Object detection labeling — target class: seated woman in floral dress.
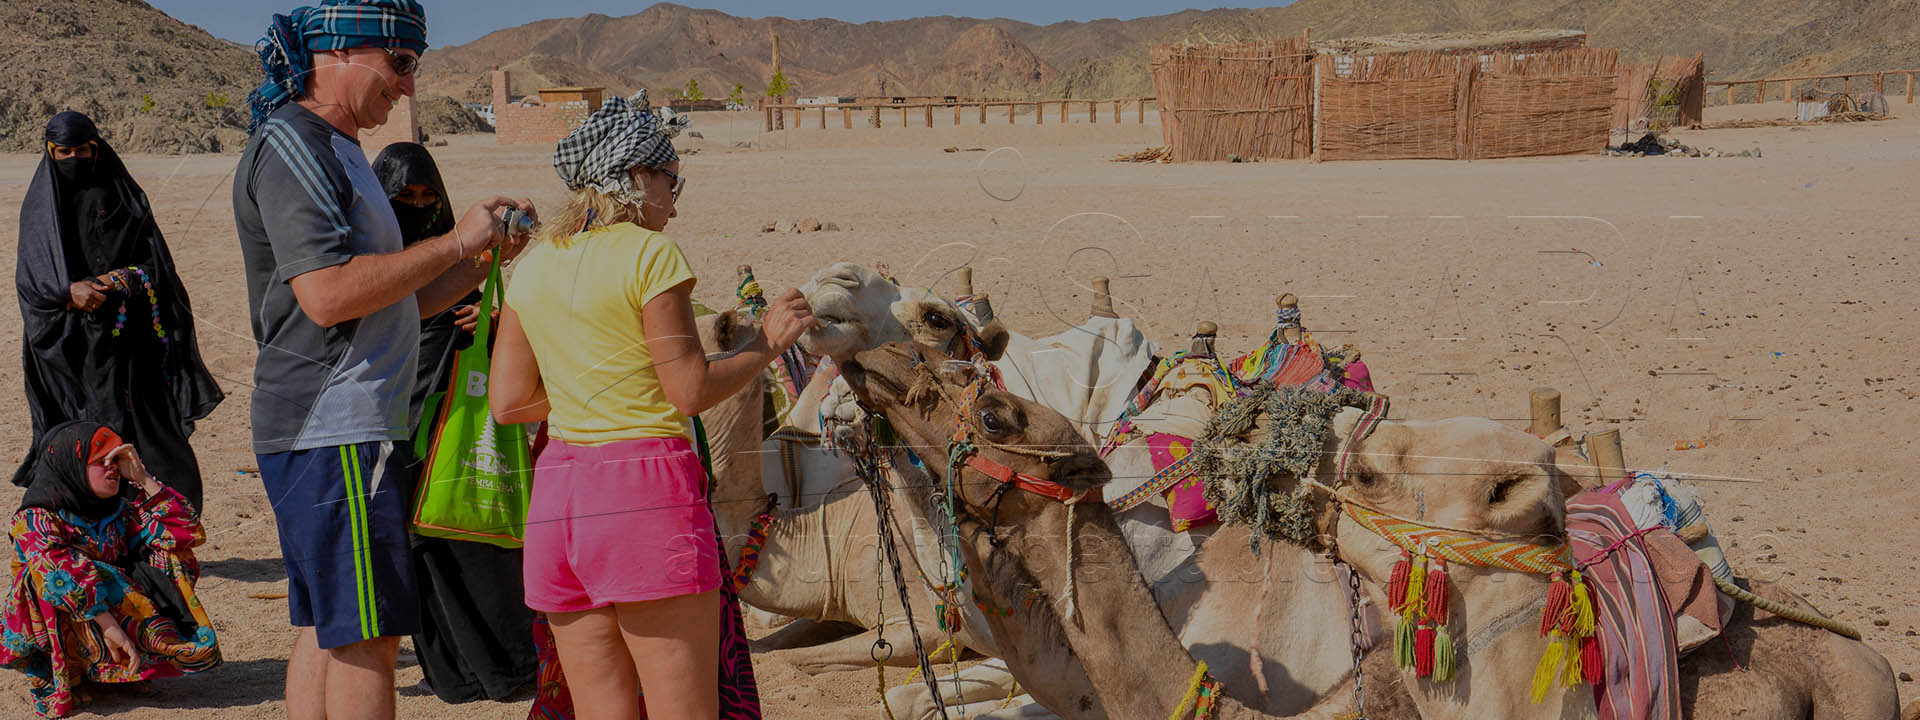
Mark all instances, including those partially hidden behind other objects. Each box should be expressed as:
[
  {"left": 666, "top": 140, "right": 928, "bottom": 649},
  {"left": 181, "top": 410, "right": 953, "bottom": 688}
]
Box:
[{"left": 1, "top": 421, "right": 219, "bottom": 718}]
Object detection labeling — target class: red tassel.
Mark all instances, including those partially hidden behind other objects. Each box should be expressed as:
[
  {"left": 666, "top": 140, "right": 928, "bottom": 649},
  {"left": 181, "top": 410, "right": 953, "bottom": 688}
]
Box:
[
  {"left": 1385, "top": 550, "right": 1412, "bottom": 613},
  {"left": 1540, "top": 572, "right": 1571, "bottom": 637},
  {"left": 1414, "top": 624, "right": 1435, "bottom": 678},
  {"left": 1423, "top": 559, "right": 1450, "bottom": 625},
  {"left": 1580, "top": 634, "right": 1604, "bottom": 686}
]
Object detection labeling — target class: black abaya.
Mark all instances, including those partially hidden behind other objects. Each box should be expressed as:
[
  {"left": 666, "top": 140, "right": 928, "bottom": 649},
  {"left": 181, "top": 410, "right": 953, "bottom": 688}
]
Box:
[
  {"left": 374, "top": 142, "right": 535, "bottom": 702},
  {"left": 13, "top": 114, "right": 223, "bottom": 509}
]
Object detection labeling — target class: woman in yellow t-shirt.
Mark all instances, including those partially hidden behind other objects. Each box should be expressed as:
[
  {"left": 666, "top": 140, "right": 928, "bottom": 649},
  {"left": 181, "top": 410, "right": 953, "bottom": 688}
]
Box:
[{"left": 489, "top": 93, "right": 811, "bottom": 720}]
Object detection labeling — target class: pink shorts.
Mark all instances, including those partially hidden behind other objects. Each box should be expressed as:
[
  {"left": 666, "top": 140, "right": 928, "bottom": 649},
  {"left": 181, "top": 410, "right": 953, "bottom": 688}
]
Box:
[{"left": 524, "top": 436, "right": 721, "bottom": 613}]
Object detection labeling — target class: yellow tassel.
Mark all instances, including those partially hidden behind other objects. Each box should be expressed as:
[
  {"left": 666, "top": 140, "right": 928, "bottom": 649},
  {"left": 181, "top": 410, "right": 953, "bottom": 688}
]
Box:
[
  {"left": 1568, "top": 570, "right": 1596, "bottom": 637},
  {"left": 1530, "top": 634, "right": 1565, "bottom": 703},
  {"left": 1404, "top": 554, "right": 1428, "bottom": 621},
  {"left": 1563, "top": 636, "right": 1584, "bottom": 687}
]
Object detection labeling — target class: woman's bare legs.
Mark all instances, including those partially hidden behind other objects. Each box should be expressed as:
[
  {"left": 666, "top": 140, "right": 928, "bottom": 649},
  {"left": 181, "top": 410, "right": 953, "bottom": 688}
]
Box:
[
  {"left": 549, "top": 607, "right": 641, "bottom": 720},
  {"left": 621, "top": 589, "right": 721, "bottom": 720}
]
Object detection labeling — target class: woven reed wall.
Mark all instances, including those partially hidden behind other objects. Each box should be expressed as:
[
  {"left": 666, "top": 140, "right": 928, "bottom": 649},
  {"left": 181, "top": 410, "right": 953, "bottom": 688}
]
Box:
[
  {"left": 1613, "top": 53, "right": 1705, "bottom": 132},
  {"left": 1471, "top": 49, "right": 1619, "bottom": 159},
  {"left": 1314, "top": 52, "right": 1471, "bottom": 160},
  {"left": 1150, "top": 39, "right": 1314, "bottom": 161}
]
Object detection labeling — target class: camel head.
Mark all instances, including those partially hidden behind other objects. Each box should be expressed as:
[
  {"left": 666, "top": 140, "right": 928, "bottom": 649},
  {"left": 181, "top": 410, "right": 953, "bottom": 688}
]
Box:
[
  {"left": 799, "top": 262, "right": 1003, "bottom": 362},
  {"left": 1319, "top": 410, "right": 1575, "bottom": 582},
  {"left": 838, "top": 340, "right": 1110, "bottom": 524}
]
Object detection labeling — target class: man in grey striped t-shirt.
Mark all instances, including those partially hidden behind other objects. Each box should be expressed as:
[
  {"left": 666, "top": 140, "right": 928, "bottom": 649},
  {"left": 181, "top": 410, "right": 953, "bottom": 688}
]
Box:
[{"left": 231, "top": 2, "right": 532, "bottom": 717}]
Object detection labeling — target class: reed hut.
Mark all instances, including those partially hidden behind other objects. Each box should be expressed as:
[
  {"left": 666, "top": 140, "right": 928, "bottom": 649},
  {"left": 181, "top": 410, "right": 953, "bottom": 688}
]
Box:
[{"left": 1149, "top": 38, "right": 1315, "bottom": 162}]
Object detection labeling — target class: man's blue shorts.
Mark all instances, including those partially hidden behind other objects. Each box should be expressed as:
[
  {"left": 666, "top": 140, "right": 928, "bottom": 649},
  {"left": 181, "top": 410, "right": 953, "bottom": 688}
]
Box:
[{"left": 258, "top": 441, "right": 420, "bottom": 649}]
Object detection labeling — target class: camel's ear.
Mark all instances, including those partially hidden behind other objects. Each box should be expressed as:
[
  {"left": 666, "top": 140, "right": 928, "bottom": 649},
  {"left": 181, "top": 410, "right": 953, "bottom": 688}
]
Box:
[
  {"left": 1330, "top": 406, "right": 1366, "bottom": 443},
  {"left": 713, "top": 310, "right": 742, "bottom": 349},
  {"left": 975, "top": 320, "right": 1012, "bottom": 362},
  {"left": 712, "top": 309, "right": 759, "bottom": 354}
]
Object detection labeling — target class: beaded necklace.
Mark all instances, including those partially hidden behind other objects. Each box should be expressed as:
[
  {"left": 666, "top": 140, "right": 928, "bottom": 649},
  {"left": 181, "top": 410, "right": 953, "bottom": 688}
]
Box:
[{"left": 108, "top": 267, "right": 166, "bottom": 345}]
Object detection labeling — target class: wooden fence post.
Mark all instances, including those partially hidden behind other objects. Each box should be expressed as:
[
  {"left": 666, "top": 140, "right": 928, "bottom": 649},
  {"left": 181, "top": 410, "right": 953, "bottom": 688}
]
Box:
[
  {"left": 1036, "top": 102, "right": 1043, "bottom": 125},
  {"left": 1138, "top": 99, "right": 1145, "bottom": 123},
  {"left": 1008, "top": 103, "right": 1015, "bottom": 125},
  {"left": 925, "top": 105, "right": 933, "bottom": 128},
  {"left": 1091, "top": 276, "right": 1118, "bottom": 318},
  {"left": 870, "top": 106, "right": 880, "bottom": 128},
  {"left": 1909, "top": 73, "right": 1916, "bottom": 103},
  {"left": 1061, "top": 100, "right": 1068, "bottom": 123},
  {"left": 979, "top": 103, "right": 987, "bottom": 124},
  {"left": 1843, "top": 75, "right": 1851, "bottom": 93},
  {"left": 842, "top": 107, "right": 851, "bottom": 128},
  {"left": 1586, "top": 429, "right": 1627, "bottom": 487},
  {"left": 764, "top": 105, "right": 773, "bottom": 132},
  {"left": 1528, "top": 388, "right": 1563, "bottom": 437},
  {"left": 953, "top": 105, "right": 961, "bottom": 126},
  {"left": 1726, "top": 84, "right": 1736, "bottom": 105},
  {"left": 1089, "top": 100, "right": 1098, "bottom": 123},
  {"left": 1876, "top": 72, "right": 1886, "bottom": 94}
]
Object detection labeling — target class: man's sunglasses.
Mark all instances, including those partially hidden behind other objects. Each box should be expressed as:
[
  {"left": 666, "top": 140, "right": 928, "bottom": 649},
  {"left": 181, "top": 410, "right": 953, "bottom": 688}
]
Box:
[{"left": 381, "top": 47, "right": 419, "bottom": 76}]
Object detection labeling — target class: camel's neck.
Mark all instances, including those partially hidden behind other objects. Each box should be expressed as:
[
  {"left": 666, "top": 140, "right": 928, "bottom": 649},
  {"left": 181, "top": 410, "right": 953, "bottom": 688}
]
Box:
[
  {"left": 704, "top": 376, "right": 770, "bottom": 557},
  {"left": 956, "top": 493, "right": 1279, "bottom": 719}
]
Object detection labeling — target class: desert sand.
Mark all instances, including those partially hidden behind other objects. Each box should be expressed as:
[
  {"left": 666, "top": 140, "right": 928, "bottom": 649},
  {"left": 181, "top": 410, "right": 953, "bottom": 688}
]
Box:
[{"left": 1, "top": 100, "right": 1915, "bottom": 717}]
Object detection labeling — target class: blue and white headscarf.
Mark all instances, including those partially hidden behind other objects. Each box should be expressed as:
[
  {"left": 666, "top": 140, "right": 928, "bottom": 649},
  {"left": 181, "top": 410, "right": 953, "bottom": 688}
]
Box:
[
  {"left": 246, "top": 0, "right": 429, "bottom": 132},
  {"left": 551, "top": 89, "right": 691, "bottom": 200}
]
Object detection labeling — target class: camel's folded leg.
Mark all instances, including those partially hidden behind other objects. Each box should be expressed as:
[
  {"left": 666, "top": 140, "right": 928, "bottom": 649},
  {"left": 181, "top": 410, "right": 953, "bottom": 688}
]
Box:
[
  {"left": 883, "top": 660, "right": 1058, "bottom": 720},
  {"left": 771, "top": 619, "right": 941, "bottom": 674},
  {"left": 749, "top": 616, "right": 863, "bottom": 651}
]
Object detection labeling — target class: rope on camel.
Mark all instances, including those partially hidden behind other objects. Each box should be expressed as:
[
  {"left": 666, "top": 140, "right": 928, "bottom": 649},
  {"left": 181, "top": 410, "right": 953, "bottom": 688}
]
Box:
[{"left": 1712, "top": 575, "right": 1861, "bottom": 640}]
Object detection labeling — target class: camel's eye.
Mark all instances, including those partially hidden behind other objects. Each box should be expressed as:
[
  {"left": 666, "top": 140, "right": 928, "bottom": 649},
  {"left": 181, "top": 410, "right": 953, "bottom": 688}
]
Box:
[
  {"left": 979, "top": 409, "right": 1011, "bottom": 437},
  {"left": 923, "top": 310, "right": 953, "bottom": 330},
  {"left": 1353, "top": 470, "right": 1380, "bottom": 487},
  {"left": 1489, "top": 473, "right": 1527, "bottom": 506}
]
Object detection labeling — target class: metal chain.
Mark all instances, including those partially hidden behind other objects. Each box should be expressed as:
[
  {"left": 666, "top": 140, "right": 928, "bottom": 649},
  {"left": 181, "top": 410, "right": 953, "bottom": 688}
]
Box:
[
  {"left": 1339, "top": 556, "right": 1370, "bottom": 720},
  {"left": 856, "top": 443, "right": 950, "bottom": 720}
]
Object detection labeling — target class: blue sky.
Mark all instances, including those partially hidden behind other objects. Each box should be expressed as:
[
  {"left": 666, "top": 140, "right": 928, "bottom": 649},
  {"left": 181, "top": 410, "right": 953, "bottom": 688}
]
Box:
[{"left": 154, "top": 1, "right": 1281, "bottom": 49}]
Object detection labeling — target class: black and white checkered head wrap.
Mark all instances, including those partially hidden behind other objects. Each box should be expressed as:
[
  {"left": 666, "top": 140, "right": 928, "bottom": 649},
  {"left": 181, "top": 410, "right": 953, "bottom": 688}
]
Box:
[{"left": 551, "top": 89, "right": 690, "bottom": 197}]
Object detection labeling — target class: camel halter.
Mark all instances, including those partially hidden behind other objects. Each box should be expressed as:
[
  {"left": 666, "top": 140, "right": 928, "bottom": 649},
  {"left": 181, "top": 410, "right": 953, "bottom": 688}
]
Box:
[{"left": 1312, "top": 396, "right": 1602, "bottom": 702}]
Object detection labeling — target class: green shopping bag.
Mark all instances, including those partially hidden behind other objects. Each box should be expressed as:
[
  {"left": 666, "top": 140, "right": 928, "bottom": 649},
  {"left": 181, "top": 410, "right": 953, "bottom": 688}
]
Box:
[{"left": 411, "top": 254, "right": 532, "bottom": 548}]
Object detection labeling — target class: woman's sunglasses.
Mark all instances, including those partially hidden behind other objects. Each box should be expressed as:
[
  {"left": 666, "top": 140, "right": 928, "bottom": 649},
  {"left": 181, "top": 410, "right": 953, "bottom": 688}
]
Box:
[{"left": 657, "top": 167, "right": 685, "bottom": 200}]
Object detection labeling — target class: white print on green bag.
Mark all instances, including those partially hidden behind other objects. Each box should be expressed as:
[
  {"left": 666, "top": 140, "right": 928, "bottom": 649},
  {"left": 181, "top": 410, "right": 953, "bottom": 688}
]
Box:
[
  {"left": 465, "top": 370, "right": 489, "bottom": 397},
  {"left": 466, "top": 416, "right": 506, "bottom": 476}
]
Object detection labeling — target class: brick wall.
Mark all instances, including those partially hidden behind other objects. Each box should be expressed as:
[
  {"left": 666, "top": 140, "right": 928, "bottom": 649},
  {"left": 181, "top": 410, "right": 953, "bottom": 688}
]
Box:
[
  {"left": 493, "top": 69, "right": 597, "bottom": 146},
  {"left": 359, "top": 94, "right": 419, "bottom": 157}
]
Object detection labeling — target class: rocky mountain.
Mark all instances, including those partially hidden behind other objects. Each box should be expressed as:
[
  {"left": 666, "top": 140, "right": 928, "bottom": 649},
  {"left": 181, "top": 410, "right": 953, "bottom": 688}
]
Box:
[
  {"left": 423, "top": 1, "right": 1920, "bottom": 103},
  {"left": 0, "top": 0, "right": 258, "bottom": 153},
  {"left": 0, "top": 0, "right": 487, "bottom": 153}
]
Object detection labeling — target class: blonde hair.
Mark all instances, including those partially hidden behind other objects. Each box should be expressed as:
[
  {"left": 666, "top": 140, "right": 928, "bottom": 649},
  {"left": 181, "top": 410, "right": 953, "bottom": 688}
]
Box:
[{"left": 538, "top": 186, "right": 644, "bottom": 248}]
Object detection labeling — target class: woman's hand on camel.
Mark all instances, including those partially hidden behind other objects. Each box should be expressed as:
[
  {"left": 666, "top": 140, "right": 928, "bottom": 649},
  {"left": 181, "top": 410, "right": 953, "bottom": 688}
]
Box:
[
  {"left": 106, "top": 444, "right": 161, "bottom": 495},
  {"left": 92, "top": 614, "right": 139, "bottom": 666},
  {"left": 761, "top": 288, "right": 814, "bottom": 351}
]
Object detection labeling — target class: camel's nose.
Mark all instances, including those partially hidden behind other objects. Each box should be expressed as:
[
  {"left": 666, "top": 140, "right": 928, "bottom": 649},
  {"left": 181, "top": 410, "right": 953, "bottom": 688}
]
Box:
[{"left": 1052, "top": 453, "right": 1112, "bottom": 489}]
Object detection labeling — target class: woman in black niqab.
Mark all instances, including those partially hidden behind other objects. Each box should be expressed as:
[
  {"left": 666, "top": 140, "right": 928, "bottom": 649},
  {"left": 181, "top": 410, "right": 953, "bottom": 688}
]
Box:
[
  {"left": 12, "top": 112, "right": 224, "bottom": 510},
  {"left": 373, "top": 142, "right": 535, "bottom": 703}
]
